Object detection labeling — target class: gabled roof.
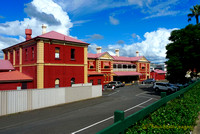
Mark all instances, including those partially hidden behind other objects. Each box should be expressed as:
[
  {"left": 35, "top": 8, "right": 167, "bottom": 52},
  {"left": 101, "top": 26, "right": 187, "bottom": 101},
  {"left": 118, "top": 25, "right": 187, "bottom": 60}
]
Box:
[
  {"left": 37, "top": 31, "right": 89, "bottom": 45},
  {"left": 2, "top": 31, "right": 89, "bottom": 51},
  {"left": 0, "top": 70, "right": 33, "bottom": 83},
  {"left": 88, "top": 52, "right": 107, "bottom": 59},
  {"left": 152, "top": 69, "right": 166, "bottom": 74},
  {"left": 0, "top": 60, "right": 15, "bottom": 71}
]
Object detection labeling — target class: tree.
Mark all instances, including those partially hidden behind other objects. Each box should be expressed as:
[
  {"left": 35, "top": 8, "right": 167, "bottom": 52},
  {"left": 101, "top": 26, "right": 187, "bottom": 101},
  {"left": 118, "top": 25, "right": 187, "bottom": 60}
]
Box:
[
  {"left": 188, "top": 4, "right": 200, "bottom": 24},
  {"left": 166, "top": 24, "right": 200, "bottom": 83}
]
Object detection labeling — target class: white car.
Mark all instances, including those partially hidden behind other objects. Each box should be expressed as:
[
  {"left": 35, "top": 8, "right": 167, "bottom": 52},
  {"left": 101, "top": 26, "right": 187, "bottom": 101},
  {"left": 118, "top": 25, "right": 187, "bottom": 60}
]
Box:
[{"left": 153, "top": 82, "right": 178, "bottom": 92}]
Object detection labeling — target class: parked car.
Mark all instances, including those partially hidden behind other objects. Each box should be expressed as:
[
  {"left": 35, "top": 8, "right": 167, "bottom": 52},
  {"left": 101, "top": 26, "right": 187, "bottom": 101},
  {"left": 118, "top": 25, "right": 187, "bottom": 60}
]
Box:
[
  {"left": 104, "top": 81, "right": 124, "bottom": 89},
  {"left": 142, "top": 78, "right": 156, "bottom": 84},
  {"left": 153, "top": 82, "right": 178, "bottom": 92},
  {"left": 117, "top": 81, "right": 125, "bottom": 87}
]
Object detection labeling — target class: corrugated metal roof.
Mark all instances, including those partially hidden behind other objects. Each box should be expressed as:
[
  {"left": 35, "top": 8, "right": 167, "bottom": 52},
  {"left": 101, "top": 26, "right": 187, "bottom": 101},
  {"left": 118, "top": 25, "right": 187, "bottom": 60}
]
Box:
[
  {"left": 38, "top": 31, "right": 88, "bottom": 45},
  {"left": 0, "top": 70, "right": 33, "bottom": 82},
  {"left": 153, "top": 69, "right": 166, "bottom": 74},
  {"left": 0, "top": 60, "right": 15, "bottom": 71}
]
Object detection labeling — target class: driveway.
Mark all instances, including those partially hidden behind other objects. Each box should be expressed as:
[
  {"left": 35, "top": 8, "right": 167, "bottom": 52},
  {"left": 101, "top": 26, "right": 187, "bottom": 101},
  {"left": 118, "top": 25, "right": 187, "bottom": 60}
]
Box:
[{"left": 0, "top": 84, "right": 160, "bottom": 134}]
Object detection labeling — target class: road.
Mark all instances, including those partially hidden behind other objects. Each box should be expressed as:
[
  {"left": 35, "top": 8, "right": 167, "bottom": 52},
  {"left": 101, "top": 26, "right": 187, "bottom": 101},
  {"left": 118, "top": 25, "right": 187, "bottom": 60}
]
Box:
[{"left": 0, "top": 84, "right": 160, "bottom": 134}]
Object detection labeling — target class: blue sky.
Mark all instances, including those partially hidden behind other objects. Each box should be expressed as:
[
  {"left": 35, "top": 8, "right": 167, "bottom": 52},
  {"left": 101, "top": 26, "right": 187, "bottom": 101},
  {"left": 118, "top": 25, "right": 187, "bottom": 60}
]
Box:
[{"left": 0, "top": 0, "right": 199, "bottom": 63}]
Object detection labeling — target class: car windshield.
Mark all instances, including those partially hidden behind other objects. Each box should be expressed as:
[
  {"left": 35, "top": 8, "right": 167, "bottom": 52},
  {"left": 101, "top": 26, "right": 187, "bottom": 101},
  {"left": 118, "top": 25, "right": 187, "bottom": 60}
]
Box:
[{"left": 117, "top": 82, "right": 122, "bottom": 84}]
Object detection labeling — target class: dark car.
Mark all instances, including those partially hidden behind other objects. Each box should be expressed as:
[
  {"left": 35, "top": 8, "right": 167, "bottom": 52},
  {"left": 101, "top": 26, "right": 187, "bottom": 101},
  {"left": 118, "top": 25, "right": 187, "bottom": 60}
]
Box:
[
  {"left": 104, "top": 81, "right": 124, "bottom": 89},
  {"left": 117, "top": 81, "right": 125, "bottom": 87},
  {"left": 142, "top": 78, "right": 156, "bottom": 84}
]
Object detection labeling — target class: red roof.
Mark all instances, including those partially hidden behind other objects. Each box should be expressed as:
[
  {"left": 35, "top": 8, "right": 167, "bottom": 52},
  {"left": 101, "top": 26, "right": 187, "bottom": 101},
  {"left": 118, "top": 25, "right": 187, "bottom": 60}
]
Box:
[
  {"left": 153, "top": 69, "right": 166, "bottom": 74},
  {"left": 0, "top": 71, "right": 33, "bottom": 82},
  {"left": 38, "top": 31, "right": 88, "bottom": 45},
  {"left": 88, "top": 52, "right": 107, "bottom": 59},
  {"left": 0, "top": 60, "right": 15, "bottom": 71},
  {"left": 88, "top": 71, "right": 104, "bottom": 76},
  {"left": 114, "top": 71, "right": 142, "bottom": 76},
  {"left": 112, "top": 56, "right": 144, "bottom": 62}
]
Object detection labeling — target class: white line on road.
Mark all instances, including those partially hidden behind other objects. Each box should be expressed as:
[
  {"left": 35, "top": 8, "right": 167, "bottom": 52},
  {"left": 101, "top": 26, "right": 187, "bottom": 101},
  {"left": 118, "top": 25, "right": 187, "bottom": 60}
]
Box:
[
  {"left": 135, "top": 91, "right": 148, "bottom": 96},
  {"left": 124, "top": 98, "right": 152, "bottom": 112},
  {"left": 107, "top": 90, "right": 120, "bottom": 96},
  {"left": 71, "top": 98, "right": 152, "bottom": 134}
]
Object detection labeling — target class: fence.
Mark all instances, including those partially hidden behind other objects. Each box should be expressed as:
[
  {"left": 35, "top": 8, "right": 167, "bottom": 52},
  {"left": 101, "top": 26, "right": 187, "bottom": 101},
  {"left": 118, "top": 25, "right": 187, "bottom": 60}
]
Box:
[
  {"left": 97, "top": 81, "right": 199, "bottom": 134},
  {"left": 0, "top": 85, "right": 102, "bottom": 116}
]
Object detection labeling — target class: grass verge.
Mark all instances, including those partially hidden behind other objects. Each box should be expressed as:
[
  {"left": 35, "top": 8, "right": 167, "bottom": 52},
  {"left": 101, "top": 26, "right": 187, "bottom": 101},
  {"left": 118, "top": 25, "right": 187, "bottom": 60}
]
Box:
[{"left": 127, "top": 83, "right": 200, "bottom": 134}]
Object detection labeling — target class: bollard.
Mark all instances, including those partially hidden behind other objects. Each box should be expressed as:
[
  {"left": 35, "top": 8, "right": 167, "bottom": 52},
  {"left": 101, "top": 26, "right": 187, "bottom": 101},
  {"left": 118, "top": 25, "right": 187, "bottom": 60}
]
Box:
[
  {"left": 161, "top": 92, "right": 166, "bottom": 98},
  {"left": 114, "top": 110, "right": 125, "bottom": 134},
  {"left": 114, "top": 110, "right": 124, "bottom": 123}
]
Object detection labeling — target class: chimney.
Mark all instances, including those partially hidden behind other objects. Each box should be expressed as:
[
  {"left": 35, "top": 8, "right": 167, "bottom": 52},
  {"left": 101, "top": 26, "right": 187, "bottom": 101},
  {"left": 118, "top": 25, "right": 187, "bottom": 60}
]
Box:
[
  {"left": 115, "top": 49, "right": 119, "bottom": 57},
  {"left": 96, "top": 47, "right": 102, "bottom": 54},
  {"left": 25, "top": 29, "right": 32, "bottom": 41},
  {"left": 136, "top": 51, "right": 139, "bottom": 57},
  {"left": 42, "top": 24, "right": 47, "bottom": 34}
]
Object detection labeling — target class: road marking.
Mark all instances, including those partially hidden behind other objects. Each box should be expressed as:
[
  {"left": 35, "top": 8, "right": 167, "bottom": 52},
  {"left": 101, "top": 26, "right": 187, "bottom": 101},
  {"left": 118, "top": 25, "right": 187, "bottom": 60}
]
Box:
[
  {"left": 135, "top": 91, "right": 148, "bottom": 96},
  {"left": 106, "top": 90, "right": 120, "bottom": 96},
  {"left": 137, "top": 95, "right": 159, "bottom": 100},
  {"left": 71, "top": 98, "right": 152, "bottom": 134},
  {"left": 124, "top": 98, "right": 152, "bottom": 112}
]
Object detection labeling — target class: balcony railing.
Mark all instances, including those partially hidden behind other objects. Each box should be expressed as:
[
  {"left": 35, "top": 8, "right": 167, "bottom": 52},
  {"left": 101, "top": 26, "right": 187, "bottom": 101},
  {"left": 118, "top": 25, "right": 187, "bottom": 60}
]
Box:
[{"left": 113, "top": 68, "right": 136, "bottom": 72}]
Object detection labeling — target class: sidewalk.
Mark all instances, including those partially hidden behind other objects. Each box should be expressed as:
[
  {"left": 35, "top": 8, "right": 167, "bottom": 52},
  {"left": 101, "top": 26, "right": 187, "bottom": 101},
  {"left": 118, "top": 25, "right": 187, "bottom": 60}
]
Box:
[{"left": 192, "top": 114, "right": 200, "bottom": 134}]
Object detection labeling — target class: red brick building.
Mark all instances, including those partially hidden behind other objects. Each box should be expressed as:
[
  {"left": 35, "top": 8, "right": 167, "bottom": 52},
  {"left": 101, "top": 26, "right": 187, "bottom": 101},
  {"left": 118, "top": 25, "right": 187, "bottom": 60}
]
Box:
[
  {"left": 150, "top": 69, "right": 166, "bottom": 81},
  {"left": 87, "top": 47, "right": 150, "bottom": 85},
  {"left": 2, "top": 26, "right": 89, "bottom": 89}
]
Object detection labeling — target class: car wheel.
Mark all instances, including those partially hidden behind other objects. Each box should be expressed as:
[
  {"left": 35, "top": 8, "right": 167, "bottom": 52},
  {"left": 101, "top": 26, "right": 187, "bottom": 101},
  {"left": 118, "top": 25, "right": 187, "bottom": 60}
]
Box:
[
  {"left": 168, "top": 89, "right": 172, "bottom": 93},
  {"left": 155, "top": 87, "right": 159, "bottom": 92}
]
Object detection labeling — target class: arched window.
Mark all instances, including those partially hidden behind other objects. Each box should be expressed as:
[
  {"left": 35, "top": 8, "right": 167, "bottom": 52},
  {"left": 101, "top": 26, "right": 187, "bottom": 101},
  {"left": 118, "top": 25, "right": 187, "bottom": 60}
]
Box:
[
  {"left": 55, "top": 78, "right": 60, "bottom": 88},
  {"left": 71, "top": 78, "right": 75, "bottom": 86}
]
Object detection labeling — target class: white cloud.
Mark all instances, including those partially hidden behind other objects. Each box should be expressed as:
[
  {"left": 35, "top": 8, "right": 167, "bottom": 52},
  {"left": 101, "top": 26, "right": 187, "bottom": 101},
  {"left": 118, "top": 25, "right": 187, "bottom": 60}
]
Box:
[
  {"left": 0, "top": 0, "right": 72, "bottom": 55},
  {"left": 88, "top": 28, "right": 177, "bottom": 63},
  {"left": 109, "top": 15, "right": 119, "bottom": 25}
]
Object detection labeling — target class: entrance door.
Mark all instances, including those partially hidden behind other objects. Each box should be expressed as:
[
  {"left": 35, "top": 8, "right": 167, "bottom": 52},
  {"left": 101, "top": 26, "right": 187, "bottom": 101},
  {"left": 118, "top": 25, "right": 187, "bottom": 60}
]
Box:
[{"left": 22, "top": 82, "right": 27, "bottom": 89}]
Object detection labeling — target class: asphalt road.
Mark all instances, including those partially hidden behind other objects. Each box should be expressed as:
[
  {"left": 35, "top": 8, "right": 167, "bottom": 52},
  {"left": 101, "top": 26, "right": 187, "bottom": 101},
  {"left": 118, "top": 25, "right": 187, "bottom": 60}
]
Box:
[{"left": 0, "top": 84, "right": 161, "bottom": 134}]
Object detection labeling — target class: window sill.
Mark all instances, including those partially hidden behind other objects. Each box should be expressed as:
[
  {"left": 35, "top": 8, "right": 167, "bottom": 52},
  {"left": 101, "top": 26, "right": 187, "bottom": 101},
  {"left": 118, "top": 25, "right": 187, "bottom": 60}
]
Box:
[
  {"left": 55, "top": 58, "right": 61, "bottom": 60},
  {"left": 70, "top": 59, "right": 76, "bottom": 61}
]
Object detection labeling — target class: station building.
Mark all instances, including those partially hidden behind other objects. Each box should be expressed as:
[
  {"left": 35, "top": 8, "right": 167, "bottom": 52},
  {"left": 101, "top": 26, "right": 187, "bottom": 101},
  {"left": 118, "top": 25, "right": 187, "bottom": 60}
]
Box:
[
  {"left": 2, "top": 25, "right": 89, "bottom": 89},
  {"left": 2, "top": 26, "right": 150, "bottom": 90}
]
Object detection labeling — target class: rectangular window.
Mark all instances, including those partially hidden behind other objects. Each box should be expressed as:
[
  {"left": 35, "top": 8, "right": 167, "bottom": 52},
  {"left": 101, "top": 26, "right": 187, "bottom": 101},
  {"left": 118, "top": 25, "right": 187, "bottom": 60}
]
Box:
[
  {"left": 98, "top": 79, "right": 101, "bottom": 85},
  {"left": 32, "top": 47, "right": 34, "bottom": 59},
  {"left": 71, "top": 49, "right": 75, "bottom": 60},
  {"left": 55, "top": 47, "right": 60, "bottom": 59}
]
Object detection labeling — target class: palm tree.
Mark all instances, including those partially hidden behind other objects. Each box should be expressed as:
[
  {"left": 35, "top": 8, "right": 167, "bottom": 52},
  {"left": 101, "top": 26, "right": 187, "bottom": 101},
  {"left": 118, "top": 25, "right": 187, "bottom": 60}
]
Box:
[{"left": 188, "top": 4, "right": 200, "bottom": 24}]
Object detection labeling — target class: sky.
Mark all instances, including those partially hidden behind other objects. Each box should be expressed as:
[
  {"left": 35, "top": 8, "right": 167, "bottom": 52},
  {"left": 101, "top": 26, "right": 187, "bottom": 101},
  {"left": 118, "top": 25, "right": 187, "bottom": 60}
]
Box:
[{"left": 0, "top": 0, "right": 199, "bottom": 63}]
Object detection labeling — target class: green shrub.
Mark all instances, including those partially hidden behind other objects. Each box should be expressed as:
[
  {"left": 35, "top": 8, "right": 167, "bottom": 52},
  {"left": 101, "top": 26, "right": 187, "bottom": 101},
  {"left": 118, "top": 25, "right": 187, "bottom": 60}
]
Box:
[{"left": 127, "top": 83, "right": 200, "bottom": 134}]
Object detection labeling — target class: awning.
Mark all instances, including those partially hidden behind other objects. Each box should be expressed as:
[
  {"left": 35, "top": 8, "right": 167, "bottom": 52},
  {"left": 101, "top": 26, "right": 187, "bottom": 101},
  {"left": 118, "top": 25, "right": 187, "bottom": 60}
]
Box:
[
  {"left": 114, "top": 71, "right": 142, "bottom": 76},
  {"left": 89, "top": 62, "right": 94, "bottom": 66},
  {"left": 104, "top": 62, "right": 109, "bottom": 66},
  {"left": 88, "top": 71, "right": 104, "bottom": 76}
]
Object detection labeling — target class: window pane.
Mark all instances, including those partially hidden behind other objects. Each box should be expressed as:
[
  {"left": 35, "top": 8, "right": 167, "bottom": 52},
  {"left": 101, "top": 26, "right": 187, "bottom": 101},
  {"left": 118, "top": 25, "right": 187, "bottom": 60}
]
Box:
[
  {"left": 71, "top": 49, "right": 75, "bottom": 59},
  {"left": 55, "top": 48, "right": 60, "bottom": 58}
]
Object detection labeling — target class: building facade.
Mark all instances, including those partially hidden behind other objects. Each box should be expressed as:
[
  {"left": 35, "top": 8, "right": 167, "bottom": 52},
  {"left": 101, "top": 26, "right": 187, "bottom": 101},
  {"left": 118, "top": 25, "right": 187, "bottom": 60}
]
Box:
[
  {"left": 2, "top": 26, "right": 89, "bottom": 89},
  {"left": 87, "top": 47, "right": 150, "bottom": 85}
]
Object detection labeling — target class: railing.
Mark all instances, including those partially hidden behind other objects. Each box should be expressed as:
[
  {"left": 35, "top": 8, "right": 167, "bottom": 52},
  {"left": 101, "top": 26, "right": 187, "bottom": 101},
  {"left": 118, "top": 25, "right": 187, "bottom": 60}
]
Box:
[
  {"left": 113, "top": 68, "right": 136, "bottom": 72},
  {"left": 97, "top": 81, "right": 199, "bottom": 134}
]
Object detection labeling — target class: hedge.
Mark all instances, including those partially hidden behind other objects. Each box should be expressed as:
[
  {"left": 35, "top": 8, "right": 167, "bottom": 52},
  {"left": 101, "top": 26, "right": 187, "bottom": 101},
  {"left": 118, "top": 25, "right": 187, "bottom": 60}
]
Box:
[{"left": 127, "top": 82, "right": 200, "bottom": 134}]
